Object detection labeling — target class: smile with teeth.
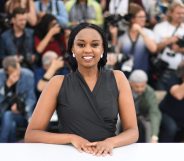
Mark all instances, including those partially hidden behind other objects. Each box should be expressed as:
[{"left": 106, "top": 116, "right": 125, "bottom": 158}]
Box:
[{"left": 82, "top": 56, "right": 94, "bottom": 60}]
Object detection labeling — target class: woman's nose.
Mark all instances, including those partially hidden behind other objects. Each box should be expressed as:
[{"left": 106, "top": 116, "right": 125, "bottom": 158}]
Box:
[{"left": 84, "top": 44, "right": 92, "bottom": 53}]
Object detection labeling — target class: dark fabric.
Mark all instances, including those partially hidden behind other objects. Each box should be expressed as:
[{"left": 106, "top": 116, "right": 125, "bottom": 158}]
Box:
[
  {"left": 159, "top": 113, "right": 180, "bottom": 142},
  {"left": 57, "top": 69, "right": 119, "bottom": 142},
  {"left": 160, "top": 92, "right": 184, "bottom": 127}
]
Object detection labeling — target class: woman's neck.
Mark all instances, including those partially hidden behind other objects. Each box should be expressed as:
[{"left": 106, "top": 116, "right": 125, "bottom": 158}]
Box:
[
  {"left": 78, "top": 66, "right": 99, "bottom": 79},
  {"left": 129, "top": 29, "right": 139, "bottom": 41}
]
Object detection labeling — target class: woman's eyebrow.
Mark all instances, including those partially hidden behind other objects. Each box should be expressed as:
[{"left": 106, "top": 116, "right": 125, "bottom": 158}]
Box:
[{"left": 76, "top": 39, "right": 101, "bottom": 42}]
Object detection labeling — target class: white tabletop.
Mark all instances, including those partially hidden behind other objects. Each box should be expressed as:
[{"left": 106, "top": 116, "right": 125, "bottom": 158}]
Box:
[{"left": 0, "top": 143, "right": 183, "bottom": 161}]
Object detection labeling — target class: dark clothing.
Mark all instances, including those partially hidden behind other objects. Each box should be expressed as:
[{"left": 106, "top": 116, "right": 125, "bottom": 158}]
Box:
[
  {"left": 34, "top": 35, "right": 66, "bottom": 57},
  {"left": 0, "top": 111, "right": 27, "bottom": 143},
  {"left": 0, "top": 28, "right": 34, "bottom": 59},
  {"left": 159, "top": 113, "right": 181, "bottom": 142},
  {"left": 159, "top": 79, "right": 184, "bottom": 142},
  {"left": 160, "top": 90, "right": 184, "bottom": 127},
  {"left": 57, "top": 69, "right": 119, "bottom": 142}
]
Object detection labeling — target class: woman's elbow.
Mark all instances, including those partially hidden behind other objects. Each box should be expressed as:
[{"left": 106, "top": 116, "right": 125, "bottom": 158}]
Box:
[
  {"left": 24, "top": 130, "right": 32, "bottom": 143},
  {"left": 133, "top": 127, "right": 139, "bottom": 143}
]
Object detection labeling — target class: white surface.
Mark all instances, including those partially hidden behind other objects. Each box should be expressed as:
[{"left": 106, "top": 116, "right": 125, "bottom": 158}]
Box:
[{"left": 0, "top": 143, "right": 183, "bottom": 161}]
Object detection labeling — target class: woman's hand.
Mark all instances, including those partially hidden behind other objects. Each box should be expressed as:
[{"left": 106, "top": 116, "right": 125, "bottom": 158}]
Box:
[
  {"left": 86, "top": 138, "right": 114, "bottom": 156},
  {"left": 48, "top": 24, "right": 61, "bottom": 37},
  {"left": 70, "top": 135, "right": 94, "bottom": 154}
]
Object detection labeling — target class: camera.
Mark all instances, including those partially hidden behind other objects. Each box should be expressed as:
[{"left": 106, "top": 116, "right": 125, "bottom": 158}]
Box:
[
  {"left": 105, "top": 13, "right": 132, "bottom": 26},
  {"left": 176, "top": 37, "right": 184, "bottom": 48}
]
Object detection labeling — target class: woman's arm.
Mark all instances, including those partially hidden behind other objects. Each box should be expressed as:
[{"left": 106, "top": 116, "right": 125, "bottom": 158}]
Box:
[
  {"left": 25, "top": 75, "right": 92, "bottom": 152},
  {"left": 107, "top": 70, "right": 139, "bottom": 147},
  {"left": 35, "top": 24, "right": 61, "bottom": 54},
  {"left": 24, "top": 75, "right": 72, "bottom": 144},
  {"left": 132, "top": 24, "right": 157, "bottom": 53}
]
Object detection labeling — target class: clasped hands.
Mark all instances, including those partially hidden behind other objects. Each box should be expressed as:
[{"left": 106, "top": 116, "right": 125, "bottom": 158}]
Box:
[{"left": 71, "top": 135, "right": 114, "bottom": 156}]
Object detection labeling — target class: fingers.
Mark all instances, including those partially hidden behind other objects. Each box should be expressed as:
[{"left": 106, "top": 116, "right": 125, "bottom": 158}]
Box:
[
  {"left": 75, "top": 146, "right": 83, "bottom": 153},
  {"left": 86, "top": 142, "right": 98, "bottom": 146},
  {"left": 74, "top": 142, "right": 113, "bottom": 156}
]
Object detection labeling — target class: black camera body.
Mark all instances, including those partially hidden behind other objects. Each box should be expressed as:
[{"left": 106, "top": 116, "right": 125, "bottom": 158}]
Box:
[
  {"left": 176, "top": 37, "right": 184, "bottom": 48},
  {"left": 105, "top": 13, "right": 132, "bottom": 26}
]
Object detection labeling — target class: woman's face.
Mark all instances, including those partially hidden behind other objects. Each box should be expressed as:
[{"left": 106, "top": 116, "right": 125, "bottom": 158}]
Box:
[
  {"left": 72, "top": 28, "right": 104, "bottom": 69},
  {"left": 48, "top": 20, "right": 59, "bottom": 30},
  {"left": 132, "top": 10, "right": 146, "bottom": 27}
]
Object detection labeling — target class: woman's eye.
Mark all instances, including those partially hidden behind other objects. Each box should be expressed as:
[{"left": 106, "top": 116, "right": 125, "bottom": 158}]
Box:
[
  {"left": 92, "top": 43, "right": 99, "bottom": 47},
  {"left": 77, "top": 44, "right": 85, "bottom": 47}
]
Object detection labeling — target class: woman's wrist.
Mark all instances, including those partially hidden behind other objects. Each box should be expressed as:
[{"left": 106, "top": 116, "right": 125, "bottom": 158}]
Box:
[{"left": 69, "top": 134, "right": 77, "bottom": 144}]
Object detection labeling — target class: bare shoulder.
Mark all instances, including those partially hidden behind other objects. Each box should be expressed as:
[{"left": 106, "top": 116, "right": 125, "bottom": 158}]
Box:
[
  {"left": 112, "top": 70, "right": 130, "bottom": 91},
  {"left": 42, "top": 75, "right": 65, "bottom": 96},
  {"left": 112, "top": 70, "right": 128, "bottom": 83}
]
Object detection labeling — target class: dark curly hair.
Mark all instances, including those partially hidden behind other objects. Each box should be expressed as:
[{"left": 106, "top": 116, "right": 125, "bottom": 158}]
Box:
[{"left": 67, "top": 23, "right": 108, "bottom": 71}]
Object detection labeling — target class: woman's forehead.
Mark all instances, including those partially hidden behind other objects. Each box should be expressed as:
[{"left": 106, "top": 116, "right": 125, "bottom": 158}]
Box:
[{"left": 75, "top": 28, "right": 102, "bottom": 42}]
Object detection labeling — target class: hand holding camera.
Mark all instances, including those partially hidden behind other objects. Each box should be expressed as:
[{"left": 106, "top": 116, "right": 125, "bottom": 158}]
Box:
[
  {"left": 48, "top": 24, "right": 61, "bottom": 37},
  {"left": 49, "top": 57, "right": 64, "bottom": 72}
]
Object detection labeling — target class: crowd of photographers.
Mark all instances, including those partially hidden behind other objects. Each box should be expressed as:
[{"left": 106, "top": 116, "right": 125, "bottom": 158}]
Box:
[{"left": 0, "top": 0, "right": 184, "bottom": 143}]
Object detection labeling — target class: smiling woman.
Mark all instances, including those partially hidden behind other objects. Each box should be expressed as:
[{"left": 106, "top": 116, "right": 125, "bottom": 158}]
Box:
[{"left": 24, "top": 23, "right": 138, "bottom": 156}]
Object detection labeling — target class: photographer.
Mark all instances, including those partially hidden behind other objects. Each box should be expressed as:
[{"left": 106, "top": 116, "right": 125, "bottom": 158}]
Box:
[
  {"left": 34, "top": 51, "right": 69, "bottom": 98},
  {"left": 153, "top": 2, "right": 184, "bottom": 90},
  {"left": 0, "top": 7, "right": 35, "bottom": 69},
  {"left": 117, "top": 3, "right": 157, "bottom": 75},
  {"left": 0, "top": 56, "right": 36, "bottom": 142},
  {"left": 34, "top": 14, "right": 66, "bottom": 59},
  {"left": 159, "top": 61, "right": 184, "bottom": 142}
]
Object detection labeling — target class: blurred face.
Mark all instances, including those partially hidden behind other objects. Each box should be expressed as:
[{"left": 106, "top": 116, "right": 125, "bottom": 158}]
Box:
[
  {"left": 130, "top": 82, "right": 147, "bottom": 95},
  {"left": 48, "top": 20, "right": 59, "bottom": 30},
  {"left": 132, "top": 10, "right": 146, "bottom": 27},
  {"left": 171, "top": 6, "right": 184, "bottom": 24},
  {"left": 72, "top": 28, "right": 104, "bottom": 69},
  {"left": 6, "top": 63, "right": 20, "bottom": 77},
  {"left": 12, "top": 13, "right": 27, "bottom": 31}
]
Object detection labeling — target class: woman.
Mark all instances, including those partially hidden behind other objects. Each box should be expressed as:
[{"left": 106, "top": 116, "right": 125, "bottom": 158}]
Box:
[
  {"left": 118, "top": 3, "right": 157, "bottom": 74},
  {"left": 25, "top": 23, "right": 138, "bottom": 156},
  {"left": 5, "top": 0, "right": 37, "bottom": 26},
  {"left": 34, "top": 14, "right": 66, "bottom": 58}
]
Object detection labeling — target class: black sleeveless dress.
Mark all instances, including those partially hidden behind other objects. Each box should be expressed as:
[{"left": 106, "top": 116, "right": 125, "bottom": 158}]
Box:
[{"left": 56, "top": 69, "right": 119, "bottom": 142}]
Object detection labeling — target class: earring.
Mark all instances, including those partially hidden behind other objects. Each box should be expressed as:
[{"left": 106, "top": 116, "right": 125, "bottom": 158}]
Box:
[
  {"left": 100, "top": 54, "right": 103, "bottom": 58},
  {"left": 72, "top": 53, "right": 75, "bottom": 57}
]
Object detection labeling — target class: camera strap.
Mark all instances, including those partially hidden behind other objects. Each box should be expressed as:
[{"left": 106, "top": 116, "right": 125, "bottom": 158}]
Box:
[
  {"left": 128, "top": 32, "right": 140, "bottom": 56},
  {"left": 171, "top": 24, "right": 181, "bottom": 37}
]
